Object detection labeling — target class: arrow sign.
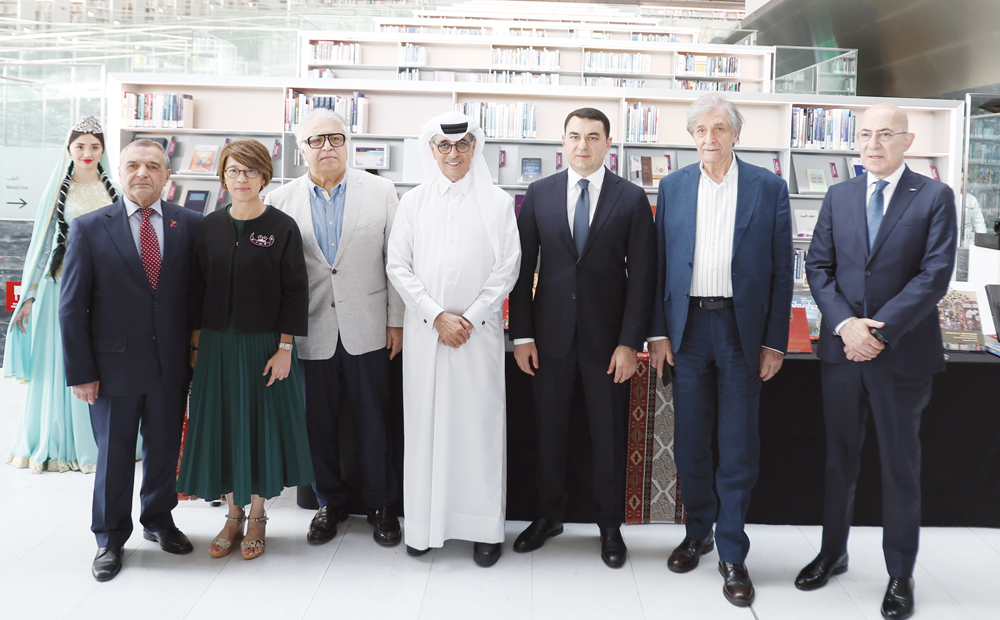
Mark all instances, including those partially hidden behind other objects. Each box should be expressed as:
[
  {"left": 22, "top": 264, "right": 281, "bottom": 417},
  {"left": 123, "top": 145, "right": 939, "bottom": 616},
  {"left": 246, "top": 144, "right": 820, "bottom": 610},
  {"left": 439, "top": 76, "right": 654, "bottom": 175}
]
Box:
[{"left": 6, "top": 198, "right": 26, "bottom": 208}]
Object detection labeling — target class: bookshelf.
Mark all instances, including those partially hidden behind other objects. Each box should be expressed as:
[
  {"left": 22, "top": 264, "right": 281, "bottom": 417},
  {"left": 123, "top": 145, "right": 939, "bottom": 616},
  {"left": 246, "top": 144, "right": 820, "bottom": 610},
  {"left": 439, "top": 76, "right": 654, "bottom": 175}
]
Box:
[{"left": 373, "top": 17, "right": 700, "bottom": 43}]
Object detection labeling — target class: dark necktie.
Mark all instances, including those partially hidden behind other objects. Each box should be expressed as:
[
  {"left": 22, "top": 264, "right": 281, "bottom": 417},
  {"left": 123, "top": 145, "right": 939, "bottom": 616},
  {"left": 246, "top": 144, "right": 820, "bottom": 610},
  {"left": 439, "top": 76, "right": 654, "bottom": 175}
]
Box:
[
  {"left": 867, "top": 179, "right": 889, "bottom": 251},
  {"left": 574, "top": 178, "right": 590, "bottom": 255},
  {"left": 139, "top": 207, "right": 161, "bottom": 290}
]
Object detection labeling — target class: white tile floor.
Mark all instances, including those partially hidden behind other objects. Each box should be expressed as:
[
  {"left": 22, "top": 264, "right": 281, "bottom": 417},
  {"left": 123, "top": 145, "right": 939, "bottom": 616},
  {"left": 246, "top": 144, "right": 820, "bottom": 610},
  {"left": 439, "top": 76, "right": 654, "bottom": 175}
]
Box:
[{"left": 1, "top": 379, "right": 997, "bottom": 620}]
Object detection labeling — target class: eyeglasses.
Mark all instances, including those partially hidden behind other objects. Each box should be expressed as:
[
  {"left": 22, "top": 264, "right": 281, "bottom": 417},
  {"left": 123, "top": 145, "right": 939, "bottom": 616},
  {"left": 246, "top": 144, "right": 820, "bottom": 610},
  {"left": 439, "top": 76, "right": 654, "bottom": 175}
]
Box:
[
  {"left": 856, "top": 130, "right": 906, "bottom": 143},
  {"left": 433, "top": 140, "right": 474, "bottom": 154},
  {"left": 224, "top": 166, "right": 260, "bottom": 179},
  {"left": 303, "top": 133, "right": 346, "bottom": 149}
]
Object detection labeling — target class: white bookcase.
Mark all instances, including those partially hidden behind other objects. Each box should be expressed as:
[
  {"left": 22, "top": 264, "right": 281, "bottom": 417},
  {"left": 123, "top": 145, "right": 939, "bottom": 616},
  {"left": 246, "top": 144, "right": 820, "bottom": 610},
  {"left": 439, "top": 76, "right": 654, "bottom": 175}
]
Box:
[{"left": 373, "top": 17, "right": 700, "bottom": 43}]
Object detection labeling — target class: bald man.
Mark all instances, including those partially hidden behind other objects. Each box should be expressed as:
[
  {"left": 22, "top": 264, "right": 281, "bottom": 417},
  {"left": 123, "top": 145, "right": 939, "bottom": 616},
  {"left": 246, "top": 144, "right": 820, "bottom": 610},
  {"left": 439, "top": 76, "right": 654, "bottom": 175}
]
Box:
[{"left": 797, "top": 104, "right": 957, "bottom": 620}]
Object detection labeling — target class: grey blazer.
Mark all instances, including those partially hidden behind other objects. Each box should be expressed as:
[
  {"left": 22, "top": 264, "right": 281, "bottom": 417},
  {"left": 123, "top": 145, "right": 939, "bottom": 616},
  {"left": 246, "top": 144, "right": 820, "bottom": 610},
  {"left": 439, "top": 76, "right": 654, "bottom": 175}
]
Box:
[{"left": 264, "top": 167, "right": 404, "bottom": 360}]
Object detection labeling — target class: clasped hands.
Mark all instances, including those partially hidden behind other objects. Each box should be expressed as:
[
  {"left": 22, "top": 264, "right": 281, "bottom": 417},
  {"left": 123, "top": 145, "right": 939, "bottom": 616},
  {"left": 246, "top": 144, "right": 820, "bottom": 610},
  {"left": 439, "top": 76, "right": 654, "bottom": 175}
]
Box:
[
  {"left": 435, "top": 312, "right": 473, "bottom": 348},
  {"left": 840, "top": 318, "right": 886, "bottom": 362}
]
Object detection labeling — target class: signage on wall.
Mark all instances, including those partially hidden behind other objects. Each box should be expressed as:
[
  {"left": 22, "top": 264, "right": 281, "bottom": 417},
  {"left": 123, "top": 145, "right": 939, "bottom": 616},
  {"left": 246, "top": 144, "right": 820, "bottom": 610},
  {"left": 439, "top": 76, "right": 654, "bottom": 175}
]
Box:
[
  {"left": 0, "top": 147, "right": 63, "bottom": 220},
  {"left": 6, "top": 281, "right": 21, "bottom": 312}
]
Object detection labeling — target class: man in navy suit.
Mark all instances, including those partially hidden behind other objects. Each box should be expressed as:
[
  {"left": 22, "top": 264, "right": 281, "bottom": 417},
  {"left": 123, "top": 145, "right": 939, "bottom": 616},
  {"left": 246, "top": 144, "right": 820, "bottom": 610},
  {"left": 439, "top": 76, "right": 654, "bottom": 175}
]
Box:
[
  {"left": 508, "top": 108, "right": 656, "bottom": 568},
  {"left": 797, "top": 104, "right": 956, "bottom": 620},
  {"left": 61, "top": 139, "right": 202, "bottom": 581},
  {"left": 648, "top": 94, "right": 793, "bottom": 606}
]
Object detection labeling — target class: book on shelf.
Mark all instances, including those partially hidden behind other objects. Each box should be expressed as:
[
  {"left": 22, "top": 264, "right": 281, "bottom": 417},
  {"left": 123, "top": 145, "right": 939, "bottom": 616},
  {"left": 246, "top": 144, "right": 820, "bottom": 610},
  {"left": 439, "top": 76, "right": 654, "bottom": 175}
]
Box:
[
  {"left": 787, "top": 307, "right": 813, "bottom": 353},
  {"left": 443, "top": 27, "right": 483, "bottom": 36},
  {"left": 806, "top": 168, "right": 828, "bottom": 193},
  {"left": 455, "top": 101, "right": 537, "bottom": 139},
  {"left": 674, "top": 80, "right": 741, "bottom": 92},
  {"left": 847, "top": 157, "right": 866, "bottom": 178},
  {"left": 791, "top": 107, "right": 856, "bottom": 150},
  {"left": 937, "top": 288, "right": 987, "bottom": 352},
  {"left": 625, "top": 102, "right": 659, "bottom": 143},
  {"left": 628, "top": 155, "right": 671, "bottom": 187},
  {"left": 585, "top": 77, "right": 646, "bottom": 88},
  {"left": 790, "top": 281, "right": 822, "bottom": 341},
  {"left": 631, "top": 33, "right": 679, "bottom": 42},
  {"left": 463, "top": 71, "right": 560, "bottom": 85},
  {"left": 519, "top": 157, "right": 542, "bottom": 185},
  {"left": 284, "top": 91, "right": 369, "bottom": 133},
  {"left": 182, "top": 189, "right": 211, "bottom": 214},
  {"left": 986, "top": 285, "right": 1000, "bottom": 339},
  {"left": 308, "top": 68, "right": 337, "bottom": 79},
  {"left": 676, "top": 54, "right": 742, "bottom": 77},
  {"left": 792, "top": 248, "right": 809, "bottom": 282},
  {"left": 379, "top": 25, "right": 429, "bottom": 34},
  {"left": 491, "top": 47, "right": 560, "bottom": 71},
  {"left": 398, "top": 43, "right": 428, "bottom": 67},
  {"left": 188, "top": 145, "right": 219, "bottom": 173},
  {"left": 310, "top": 41, "right": 361, "bottom": 64},
  {"left": 122, "top": 92, "right": 193, "bottom": 129},
  {"left": 793, "top": 209, "right": 818, "bottom": 238},
  {"left": 398, "top": 68, "right": 421, "bottom": 81},
  {"left": 583, "top": 51, "right": 651, "bottom": 75}
]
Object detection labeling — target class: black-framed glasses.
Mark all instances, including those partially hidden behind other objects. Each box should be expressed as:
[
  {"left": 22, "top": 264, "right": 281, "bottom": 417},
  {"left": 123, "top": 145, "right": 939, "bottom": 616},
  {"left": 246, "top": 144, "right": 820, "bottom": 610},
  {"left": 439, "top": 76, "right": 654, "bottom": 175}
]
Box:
[
  {"left": 433, "top": 140, "right": 474, "bottom": 154},
  {"left": 856, "top": 130, "right": 906, "bottom": 143},
  {"left": 225, "top": 166, "right": 260, "bottom": 179},
  {"left": 303, "top": 133, "right": 346, "bottom": 149}
]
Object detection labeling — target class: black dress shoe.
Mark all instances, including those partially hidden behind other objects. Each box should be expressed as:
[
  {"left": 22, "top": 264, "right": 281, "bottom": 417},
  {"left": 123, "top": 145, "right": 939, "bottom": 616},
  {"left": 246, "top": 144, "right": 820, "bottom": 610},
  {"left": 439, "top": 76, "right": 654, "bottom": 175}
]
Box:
[
  {"left": 668, "top": 532, "right": 715, "bottom": 573},
  {"left": 795, "top": 553, "right": 848, "bottom": 591},
  {"left": 406, "top": 545, "right": 431, "bottom": 556},
  {"left": 881, "top": 577, "right": 915, "bottom": 619},
  {"left": 513, "top": 518, "right": 564, "bottom": 553},
  {"left": 473, "top": 542, "right": 502, "bottom": 567},
  {"left": 367, "top": 506, "right": 402, "bottom": 547},
  {"left": 307, "top": 506, "right": 348, "bottom": 545},
  {"left": 143, "top": 526, "right": 193, "bottom": 555},
  {"left": 718, "top": 561, "right": 755, "bottom": 607},
  {"left": 600, "top": 526, "right": 627, "bottom": 568},
  {"left": 92, "top": 547, "right": 123, "bottom": 582}
]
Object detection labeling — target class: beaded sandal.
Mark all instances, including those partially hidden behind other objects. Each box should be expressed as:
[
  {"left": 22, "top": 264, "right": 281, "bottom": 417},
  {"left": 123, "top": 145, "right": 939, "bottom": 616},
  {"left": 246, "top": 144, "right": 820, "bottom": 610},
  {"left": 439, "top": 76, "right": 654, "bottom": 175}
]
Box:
[
  {"left": 241, "top": 512, "right": 269, "bottom": 560},
  {"left": 209, "top": 512, "right": 246, "bottom": 558}
]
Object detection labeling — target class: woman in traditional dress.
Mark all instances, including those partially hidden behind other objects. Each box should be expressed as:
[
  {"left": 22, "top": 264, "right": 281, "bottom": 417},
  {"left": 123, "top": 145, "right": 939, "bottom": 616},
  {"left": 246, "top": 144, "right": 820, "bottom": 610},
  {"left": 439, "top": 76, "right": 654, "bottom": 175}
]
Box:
[
  {"left": 3, "top": 117, "right": 120, "bottom": 474},
  {"left": 177, "top": 138, "right": 314, "bottom": 560}
]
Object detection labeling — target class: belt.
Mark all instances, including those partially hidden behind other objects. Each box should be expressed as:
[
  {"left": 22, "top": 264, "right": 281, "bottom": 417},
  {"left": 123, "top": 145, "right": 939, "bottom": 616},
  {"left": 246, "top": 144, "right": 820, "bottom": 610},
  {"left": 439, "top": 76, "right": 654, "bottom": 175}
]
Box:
[{"left": 690, "top": 296, "right": 734, "bottom": 310}]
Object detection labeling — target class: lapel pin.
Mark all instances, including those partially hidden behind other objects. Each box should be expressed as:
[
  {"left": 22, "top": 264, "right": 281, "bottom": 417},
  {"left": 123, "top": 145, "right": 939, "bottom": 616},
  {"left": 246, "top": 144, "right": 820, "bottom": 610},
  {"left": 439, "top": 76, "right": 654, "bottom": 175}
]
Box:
[
  {"left": 909, "top": 188, "right": 916, "bottom": 191},
  {"left": 170, "top": 219, "right": 178, "bottom": 227}
]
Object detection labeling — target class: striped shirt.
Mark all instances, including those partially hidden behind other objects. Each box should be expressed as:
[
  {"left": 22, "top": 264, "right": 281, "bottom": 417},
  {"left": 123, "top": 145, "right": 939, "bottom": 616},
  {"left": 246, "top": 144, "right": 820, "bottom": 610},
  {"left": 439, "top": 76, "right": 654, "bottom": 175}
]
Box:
[{"left": 690, "top": 156, "right": 739, "bottom": 298}]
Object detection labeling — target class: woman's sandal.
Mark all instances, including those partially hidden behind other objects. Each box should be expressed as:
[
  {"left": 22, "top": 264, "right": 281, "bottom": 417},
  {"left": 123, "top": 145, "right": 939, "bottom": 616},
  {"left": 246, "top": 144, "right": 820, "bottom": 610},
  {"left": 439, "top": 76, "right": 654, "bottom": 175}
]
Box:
[
  {"left": 241, "top": 511, "right": 269, "bottom": 560},
  {"left": 209, "top": 512, "right": 246, "bottom": 558}
]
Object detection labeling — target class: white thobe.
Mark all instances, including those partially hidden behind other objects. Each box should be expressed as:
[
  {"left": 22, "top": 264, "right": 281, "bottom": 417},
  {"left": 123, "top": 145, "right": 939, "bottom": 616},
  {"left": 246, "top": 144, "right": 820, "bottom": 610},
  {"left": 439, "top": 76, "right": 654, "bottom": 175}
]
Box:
[{"left": 386, "top": 171, "right": 521, "bottom": 549}]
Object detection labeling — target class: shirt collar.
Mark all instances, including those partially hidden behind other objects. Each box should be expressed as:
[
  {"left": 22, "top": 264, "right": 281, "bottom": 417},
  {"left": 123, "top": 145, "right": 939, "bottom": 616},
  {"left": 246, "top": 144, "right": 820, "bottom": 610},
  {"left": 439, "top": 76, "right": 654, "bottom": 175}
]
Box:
[
  {"left": 308, "top": 174, "right": 346, "bottom": 201},
  {"left": 124, "top": 196, "right": 163, "bottom": 217},
  {"left": 699, "top": 155, "right": 739, "bottom": 187},
  {"left": 867, "top": 163, "right": 906, "bottom": 190},
  {"left": 567, "top": 166, "right": 606, "bottom": 193},
  {"left": 434, "top": 169, "right": 474, "bottom": 197}
]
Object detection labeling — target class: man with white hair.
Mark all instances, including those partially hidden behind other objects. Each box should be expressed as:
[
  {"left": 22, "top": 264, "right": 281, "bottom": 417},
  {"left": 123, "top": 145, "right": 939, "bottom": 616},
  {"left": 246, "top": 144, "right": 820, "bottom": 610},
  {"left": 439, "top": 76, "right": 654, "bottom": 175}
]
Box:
[
  {"left": 386, "top": 110, "right": 521, "bottom": 567},
  {"left": 648, "top": 94, "right": 793, "bottom": 606},
  {"left": 264, "top": 108, "right": 405, "bottom": 548}
]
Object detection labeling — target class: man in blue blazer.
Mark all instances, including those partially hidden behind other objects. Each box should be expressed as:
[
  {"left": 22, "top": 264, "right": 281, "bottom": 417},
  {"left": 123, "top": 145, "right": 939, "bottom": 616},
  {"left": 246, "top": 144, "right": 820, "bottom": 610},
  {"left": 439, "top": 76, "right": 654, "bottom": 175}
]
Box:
[
  {"left": 648, "top": 95, "right": 793, "bottom": 607},
  {"left": 509, "top": 108, "right": 656, "bottom": 568},
  {"left": 61, "top": 139, "right": 202, "bottom": 581},
  {"left": 798, "top": 104, "right": 956, "bottom": 620}
]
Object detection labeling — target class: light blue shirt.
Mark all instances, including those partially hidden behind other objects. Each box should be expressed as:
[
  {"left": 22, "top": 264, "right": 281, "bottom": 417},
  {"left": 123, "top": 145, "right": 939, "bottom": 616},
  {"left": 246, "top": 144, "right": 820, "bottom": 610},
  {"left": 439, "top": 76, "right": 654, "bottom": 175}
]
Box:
[
  {"left": 123, "top": 196, "right": 165, "bottom": 257},
  {"left": 308, "top": 176, "right": 347, "bottom": 266}
]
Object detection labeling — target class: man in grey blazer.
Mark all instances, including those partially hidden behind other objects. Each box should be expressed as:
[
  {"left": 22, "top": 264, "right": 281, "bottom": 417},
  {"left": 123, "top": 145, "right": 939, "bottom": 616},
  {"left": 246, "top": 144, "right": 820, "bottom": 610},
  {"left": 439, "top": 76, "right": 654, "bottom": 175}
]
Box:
[{"left": 264, "top": 109, "right": 404, "bottom": 547}]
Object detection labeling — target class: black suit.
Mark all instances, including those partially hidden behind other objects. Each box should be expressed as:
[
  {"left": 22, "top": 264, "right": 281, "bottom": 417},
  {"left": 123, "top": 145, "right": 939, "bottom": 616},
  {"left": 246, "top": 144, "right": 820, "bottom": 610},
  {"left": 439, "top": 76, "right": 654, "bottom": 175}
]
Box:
[
  {"left": 509, "top": 167, "right": 655, "bottom": 527},
  {"left": 60, "top": 199, "right": 201, "bottom": 548}
]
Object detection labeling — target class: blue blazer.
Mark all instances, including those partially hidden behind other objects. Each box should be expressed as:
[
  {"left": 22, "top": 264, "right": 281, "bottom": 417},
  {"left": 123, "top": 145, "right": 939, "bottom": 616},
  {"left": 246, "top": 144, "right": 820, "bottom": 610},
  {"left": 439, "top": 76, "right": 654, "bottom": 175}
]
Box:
[
  {"left": 650, "top": 157, "right": 793, "bottom": 366},
  {"left": 508, "top": 167, "right": 656, "bottom": 360},
  {"left": 805, "top": 166, "right": 957, "bottom": 374},
  {"left": 60, "top": 199, "right": 202, "bottom": 395}
]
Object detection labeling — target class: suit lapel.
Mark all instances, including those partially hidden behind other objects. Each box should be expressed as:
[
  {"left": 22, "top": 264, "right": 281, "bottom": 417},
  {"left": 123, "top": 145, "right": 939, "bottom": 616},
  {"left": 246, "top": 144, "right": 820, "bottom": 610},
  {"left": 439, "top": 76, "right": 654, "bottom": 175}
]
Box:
[
  {"left": 580, "top": 167, "right": 622, "bottom": 260},
  {"left": 846, "top": 175, "right": 870, "bottom": 258},
  {"left": 103, "top": 200, "right": 153, "bottom": 295},
  {"left": 732, "top": 157, "right": 760, "bottom": 255},
  {"left": 158, "top": 201, "right": 181, "bottom": 291},
  {"left": 297, "top": 176, "right": 332, "bottom": 268},
  {"left": 550, "top": 170, "right": 575, "bottom": 257},
  {"left": 869, "top": 166, "right": 922, "bottom": 260},
  {"left": 333, "top": 169, "right": 362, "bottom": 270}
]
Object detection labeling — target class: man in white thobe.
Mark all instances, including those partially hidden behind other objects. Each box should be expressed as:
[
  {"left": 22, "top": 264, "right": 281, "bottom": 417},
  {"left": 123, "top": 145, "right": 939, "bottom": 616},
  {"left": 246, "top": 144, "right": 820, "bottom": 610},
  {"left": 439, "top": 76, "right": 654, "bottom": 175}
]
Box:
[{"left": 386, "top": 111, "right": 521, "bottom": 567}]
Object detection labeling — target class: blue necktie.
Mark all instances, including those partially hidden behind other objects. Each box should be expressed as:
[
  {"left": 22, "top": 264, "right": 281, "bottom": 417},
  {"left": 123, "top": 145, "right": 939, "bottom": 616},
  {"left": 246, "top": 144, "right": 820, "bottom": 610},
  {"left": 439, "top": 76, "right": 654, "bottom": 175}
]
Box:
[
  {"left": 574, "top": 178, "right": 590, "bottom": 255},
  {"left": 867, "top": 179, "right": 889, "bottom": 251}
]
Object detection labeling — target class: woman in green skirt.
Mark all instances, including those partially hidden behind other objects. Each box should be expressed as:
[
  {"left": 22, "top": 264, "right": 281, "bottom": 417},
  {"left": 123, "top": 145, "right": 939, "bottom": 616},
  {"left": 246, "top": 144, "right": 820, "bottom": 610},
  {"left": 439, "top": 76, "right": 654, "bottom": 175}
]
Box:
[{"left": 178, "top": 138, "right": 314, "bottom": 560}]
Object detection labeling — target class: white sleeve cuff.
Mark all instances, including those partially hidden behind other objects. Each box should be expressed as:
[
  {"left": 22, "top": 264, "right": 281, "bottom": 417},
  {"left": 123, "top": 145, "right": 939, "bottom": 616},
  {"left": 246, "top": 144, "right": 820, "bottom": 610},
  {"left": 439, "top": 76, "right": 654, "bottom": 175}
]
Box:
[
  {"left": 834, "top": 317, "right": 855, "bottom": 337},
  {"left": 417, "top": 298, "right": 446, "bottom": 330},
  {"left": 513, "top": 338, "right": 535, "bottom": 345},
  {"left": 647, "top": 336, "right": 668, "bottom": 342}
]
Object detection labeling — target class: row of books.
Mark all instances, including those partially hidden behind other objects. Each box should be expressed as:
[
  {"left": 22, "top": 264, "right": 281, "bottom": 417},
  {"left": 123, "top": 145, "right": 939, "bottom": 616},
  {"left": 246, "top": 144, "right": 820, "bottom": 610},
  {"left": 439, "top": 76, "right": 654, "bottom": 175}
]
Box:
[
  {"left": 790, "top": 107, "right": 857, "bottom": 150},
  {"left": 490, "top": 47, "right": 561, "bottom": 70},
  {"left": 499, "top": 29, "right": 550, "bottom": 38},
  {"left": 379, "top": 26, "right": 429, "bottom": 34},
  {"left": 631, "top": 33, "right": 680, "bottom": 42},
  {"left": 675, "top": 80, "right": 742, "bottom": 91},
  {"left": 284, "top": 92, "right": 369, "bottom": 133},
  {"left": 792, "top": 249, "right": 810, "bottom": 282},
  {"left": 455, "top": 101, "right": 538, "bottom": 139},
  {"left": 398, "top": 43, "right": 428, "bottom": 67},
  {"left": 675, "top": 54, "right": 743, "bottom": 77},
  {"left": 443, "top": 27, "right": 484, "bottom": 36},
  {"left": 585, "top": 77, "right": 647, "bottom": 88},
  {"left": 968, "top": 142, "right": 1000, "bottom": 164},
  {"left": 625, "top": 103, "right": 659, "bottom": 143},
  {"left": 121, "top": 92, "right": 193, "bottom": 129},
  {"left": 825, "top": 56, "right": 857, "bottom": 75},
  {"left": 310, "top": 41, "right": 361, "bottom": 64},
  {"left": 969, "top": 164, "right": 1000, "bottom": 185},
  {"left": 583, "top": 51, "right": 652, "bottom": 75},
  {"left": 971, "top": 117, "right": 1000, "bottom": 140},
  {"left": 398, "top": 69, "right": 421, "bottom": 81},
  {"left": 627, "top": 155, "right": 672, "bottom": 187}
]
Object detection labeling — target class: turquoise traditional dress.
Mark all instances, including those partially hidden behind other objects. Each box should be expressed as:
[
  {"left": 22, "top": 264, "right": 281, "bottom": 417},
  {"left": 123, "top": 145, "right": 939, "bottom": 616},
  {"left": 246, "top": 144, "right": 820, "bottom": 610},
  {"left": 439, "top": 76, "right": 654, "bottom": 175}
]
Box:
[{"left": 4, "top": 169, "right": 114, "bottom": 473}]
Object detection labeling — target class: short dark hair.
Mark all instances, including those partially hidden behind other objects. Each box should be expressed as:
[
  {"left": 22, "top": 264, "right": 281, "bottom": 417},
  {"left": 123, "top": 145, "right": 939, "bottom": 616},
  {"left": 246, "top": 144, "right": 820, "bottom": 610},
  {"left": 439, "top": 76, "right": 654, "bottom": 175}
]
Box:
[
  {"left": 564, "top": 107, "right": 611, "bottom": 138},
  {"left": 218, "top": 138, "right": 273, "bottom": 186}
]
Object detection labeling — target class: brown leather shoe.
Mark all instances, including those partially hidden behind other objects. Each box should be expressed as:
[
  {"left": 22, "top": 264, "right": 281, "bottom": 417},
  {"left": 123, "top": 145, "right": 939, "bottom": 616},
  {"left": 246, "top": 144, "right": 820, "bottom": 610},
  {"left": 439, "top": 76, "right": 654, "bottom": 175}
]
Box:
[
  {"left": 667, "top": 532, "right": 715, "bottom": 573},
  {"left": 718, "top": 561, "right": 755, "bottom": 607},
  {"left": 367, "top": 506, "right": 401, "bottom": 547}
]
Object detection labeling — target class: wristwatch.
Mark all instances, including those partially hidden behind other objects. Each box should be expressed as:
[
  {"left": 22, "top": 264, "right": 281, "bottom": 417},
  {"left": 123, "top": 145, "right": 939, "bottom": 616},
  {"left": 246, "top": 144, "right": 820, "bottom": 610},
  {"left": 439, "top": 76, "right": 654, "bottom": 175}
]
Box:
[{"left": 278, "top": 342, "right": 293, "bottom": 351}]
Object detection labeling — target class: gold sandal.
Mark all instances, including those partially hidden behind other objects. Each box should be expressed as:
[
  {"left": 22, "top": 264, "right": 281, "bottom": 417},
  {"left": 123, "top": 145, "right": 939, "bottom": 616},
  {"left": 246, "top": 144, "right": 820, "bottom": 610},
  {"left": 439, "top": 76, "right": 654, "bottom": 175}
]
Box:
[
  {"left": 241, "top": 511, "right": 268, "bottom": 560},
  {"left": 209, "top": 512, "right": 246, "bottom": 558}
]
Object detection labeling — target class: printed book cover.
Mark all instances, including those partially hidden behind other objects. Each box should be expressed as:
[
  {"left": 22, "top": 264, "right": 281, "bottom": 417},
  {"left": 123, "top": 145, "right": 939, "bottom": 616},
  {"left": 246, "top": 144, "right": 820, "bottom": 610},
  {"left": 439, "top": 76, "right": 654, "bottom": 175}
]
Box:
[{"left": 938, "top": 288, "right": 986, "bottom": 351}]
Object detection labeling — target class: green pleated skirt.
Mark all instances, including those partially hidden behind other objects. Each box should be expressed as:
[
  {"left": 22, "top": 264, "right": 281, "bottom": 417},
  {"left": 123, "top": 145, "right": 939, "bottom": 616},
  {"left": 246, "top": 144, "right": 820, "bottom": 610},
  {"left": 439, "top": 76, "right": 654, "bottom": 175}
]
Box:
[{"left": 177, "top": 327, "right": 314, "bottom": 505}]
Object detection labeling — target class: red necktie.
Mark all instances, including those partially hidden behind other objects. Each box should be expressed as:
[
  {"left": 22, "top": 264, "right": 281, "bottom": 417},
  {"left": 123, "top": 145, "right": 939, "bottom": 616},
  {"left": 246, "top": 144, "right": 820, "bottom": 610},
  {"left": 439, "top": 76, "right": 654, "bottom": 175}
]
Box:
[{"left": 139, "top": 207, "right": 161, "bottom": 291}]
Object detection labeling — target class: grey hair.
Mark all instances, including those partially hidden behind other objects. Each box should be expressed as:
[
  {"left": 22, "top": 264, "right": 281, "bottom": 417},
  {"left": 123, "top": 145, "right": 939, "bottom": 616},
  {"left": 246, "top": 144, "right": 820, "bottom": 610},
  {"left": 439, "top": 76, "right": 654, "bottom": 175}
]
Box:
[
  {"left": 120, "top": 138, "right": 167, "bottom": 165},
  {"left": 296, "top": 108, "right": 351, "bottom": 149},
  {"left": 686, "top": 94, "right": 744, "bottom": 136}
]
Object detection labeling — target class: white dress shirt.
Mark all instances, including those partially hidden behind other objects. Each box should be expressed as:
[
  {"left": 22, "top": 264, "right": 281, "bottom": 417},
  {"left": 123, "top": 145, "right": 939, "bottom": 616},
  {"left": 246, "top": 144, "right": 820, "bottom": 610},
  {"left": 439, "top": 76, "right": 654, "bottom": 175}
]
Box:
[
  {"left": 123, "top": 196, "right": 165, "bottom": 257},
  {"left": 690, "top": 156, "right": 739, "bottom": 298}
]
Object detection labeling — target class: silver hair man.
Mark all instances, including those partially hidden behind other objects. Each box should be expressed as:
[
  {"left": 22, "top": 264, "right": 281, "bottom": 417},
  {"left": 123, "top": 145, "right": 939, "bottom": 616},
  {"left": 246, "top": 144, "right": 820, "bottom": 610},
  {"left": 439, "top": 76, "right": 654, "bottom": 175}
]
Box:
[{"left": 685, "top": 94, "right": 745, "bottom": 137}]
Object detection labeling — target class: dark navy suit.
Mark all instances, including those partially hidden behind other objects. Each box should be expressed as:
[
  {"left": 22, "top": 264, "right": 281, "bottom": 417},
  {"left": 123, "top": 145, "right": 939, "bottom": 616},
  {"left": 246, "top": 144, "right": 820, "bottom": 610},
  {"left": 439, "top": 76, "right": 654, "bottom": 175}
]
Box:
[
  {"left": 650, "top": 157, "right": 793, "bottom": 563},
  {"left": 509, "top": 167, "right": 656, "bottom": 527},
  {"left": 805, "top": 166, "right": 956, "bottom": 578},
  {"left": 60, "top": 199, "right": 201, "bottom": 548}
]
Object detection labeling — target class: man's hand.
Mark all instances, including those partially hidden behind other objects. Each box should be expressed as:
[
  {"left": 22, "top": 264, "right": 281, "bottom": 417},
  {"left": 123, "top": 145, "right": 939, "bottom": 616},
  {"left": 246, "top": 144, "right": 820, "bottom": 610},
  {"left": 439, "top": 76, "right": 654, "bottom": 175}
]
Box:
[
  {"left": 648, "top": 339, "right": 673, "bottom": 379},
  {"left": 72, "top": 380, "right": 100, "bottom": 405},
  {"left": 386, "top": 327, "right": 403, "bottom": 360},
  {"left": 840, "top": 318, "right": 886, "bottom": 362},
  {"left": 13, "top": 298, "right": 32, "bottom": 334},
  {"left": 759, "top": 348, "right": 784, "bottom": 381},
  {"left": 434, "top": 312, "right": 472, "bottom": 348},
  {"left": 514, "top": 342, "right": 540, "bottom": 376},
  {"left": 607, "top": 345, "right": 638, "bottom": 384}
]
